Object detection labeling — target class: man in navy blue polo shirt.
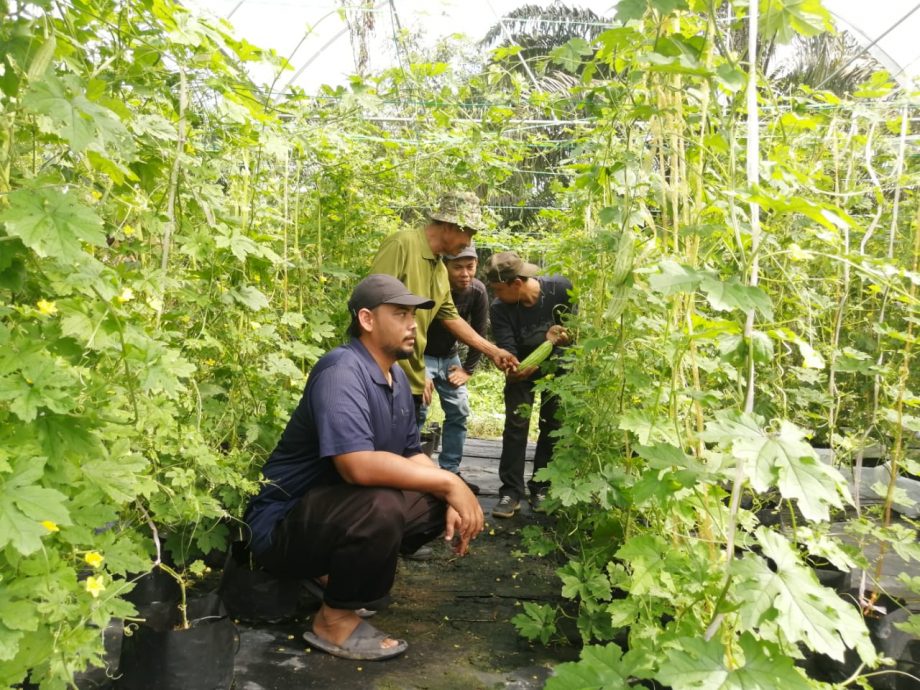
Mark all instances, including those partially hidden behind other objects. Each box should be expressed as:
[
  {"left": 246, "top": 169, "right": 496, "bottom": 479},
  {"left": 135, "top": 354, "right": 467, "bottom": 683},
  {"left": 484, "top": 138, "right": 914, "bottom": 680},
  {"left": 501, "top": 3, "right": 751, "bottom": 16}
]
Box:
[{"left": 244, "top": 274, "right": 484, "bottom": 661}]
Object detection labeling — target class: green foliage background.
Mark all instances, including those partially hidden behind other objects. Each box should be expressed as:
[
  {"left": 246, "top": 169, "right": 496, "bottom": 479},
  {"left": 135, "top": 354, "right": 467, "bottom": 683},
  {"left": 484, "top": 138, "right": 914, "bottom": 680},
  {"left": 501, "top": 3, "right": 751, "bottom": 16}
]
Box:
[{"left": 0, "top": 0, "right": 917, "bottom": 687}]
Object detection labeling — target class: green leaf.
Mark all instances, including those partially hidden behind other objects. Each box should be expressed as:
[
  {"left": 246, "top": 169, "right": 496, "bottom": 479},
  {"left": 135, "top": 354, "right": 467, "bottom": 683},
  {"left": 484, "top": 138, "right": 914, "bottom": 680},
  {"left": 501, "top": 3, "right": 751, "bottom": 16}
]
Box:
[
  {"left": 545, "top": 643, "right": 634, "bottom": 690},
  {"left": 511, "top": 602, "right": 556, "bottom": 645},
  {"left": 715, "top": 64, "right": 745, "bottom": 92},
  {"left": 59, "top": 299, "right": 121, "bottom": 351},
  {"left": 230, "top": 285, "right": 270, "bottom": 311},
  {"left": 0, "top": 353, "right": 78, "bottom": 422},
  {"left": 735, "top": 528, "right": 876, "bottom": 663},
  {"left": 657, "top": 633, "right": 812, "bottom": 689},
  {"left": 742, "top": 420, "right": 848, "bottom": 521},
  {"left": 549, "top": 38, "right": 593, "bottom": 72},
  {"left": 615, "top": 534, "right": 671, "bottom": 597},
  {"left": 650, "top": 0, "right": 688, "bottom": 13},
  {"left": 702, "top": 413, "right": 848, "bottom": 521},
  {"left": 0, "top": 623, "right": 24, "bottom": 662},
  {"left": 699, "top": 275, "right": 774, "bottom": 319},
  {"left": 0, "top": 596, "right": 39, "bottom": 633},
  {"left": 649, "top": 261, "right": 703, "bottom": 295},
  {"left": 614, "top": 0, "right": 649, "bottom": 23},
  {"left": 82, "top": 452, "right": 149, "bottom": 503},
  {"left": 618, "top": 409, "right": 675, "bottom": 445},
  {"left": 559, "top": 561, "right": 612, "bottom": 602},
  {"left": 22, "top": 73, "right": 131, "bottom": 155},
  {"left": 0, "top": 458, "right": 71, "bottom": 555},
  {"left": 0, "top": 188, "right": 105, "bottom": 262},
  {"left": 853, "top": 70, "right": 895, "bottom": 99},
  {"left": 759, "top": 0, "right": 832, "bottom": 44},
  {"left": 895, "top": 613, "right": 920, "bottom": 637}
]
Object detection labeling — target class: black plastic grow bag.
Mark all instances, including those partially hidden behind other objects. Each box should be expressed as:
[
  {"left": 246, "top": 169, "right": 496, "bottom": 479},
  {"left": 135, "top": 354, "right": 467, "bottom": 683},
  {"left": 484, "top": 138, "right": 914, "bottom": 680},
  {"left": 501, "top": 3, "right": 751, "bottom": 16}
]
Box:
[{"left": 117, "top": 592, "right": 236, "bottom": 690}]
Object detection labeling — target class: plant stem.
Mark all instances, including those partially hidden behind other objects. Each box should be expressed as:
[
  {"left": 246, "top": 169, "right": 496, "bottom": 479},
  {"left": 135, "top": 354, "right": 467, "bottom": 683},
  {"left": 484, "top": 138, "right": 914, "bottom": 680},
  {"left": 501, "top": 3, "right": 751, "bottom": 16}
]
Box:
[
  {"left": 714, "top": 2, "right": 760, "bottom": 641},
  {"left": 157, "top": 68, "right": 187, "bottom": 326}
]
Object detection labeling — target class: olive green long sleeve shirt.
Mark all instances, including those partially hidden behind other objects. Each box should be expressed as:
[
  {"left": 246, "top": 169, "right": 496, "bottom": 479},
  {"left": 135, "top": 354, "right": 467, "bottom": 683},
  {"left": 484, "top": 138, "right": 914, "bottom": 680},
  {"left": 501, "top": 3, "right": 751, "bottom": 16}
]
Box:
[{"left": 370, "top": 226, "right": 460, "bottom": 395}]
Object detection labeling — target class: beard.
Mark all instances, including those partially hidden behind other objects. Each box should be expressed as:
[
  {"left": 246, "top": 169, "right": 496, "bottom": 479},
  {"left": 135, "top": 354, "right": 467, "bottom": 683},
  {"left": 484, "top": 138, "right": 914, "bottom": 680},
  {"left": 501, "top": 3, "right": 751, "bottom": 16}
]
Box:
[{"left": 384, "top": 339, "right": 414, "bottom": 360}]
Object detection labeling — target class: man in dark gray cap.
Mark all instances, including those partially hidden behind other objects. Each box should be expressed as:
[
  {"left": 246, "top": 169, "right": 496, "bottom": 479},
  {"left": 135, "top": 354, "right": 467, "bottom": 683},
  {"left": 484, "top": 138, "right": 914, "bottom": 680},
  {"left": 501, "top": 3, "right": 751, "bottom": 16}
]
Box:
[
  {"left": 420, "top": 244, "right": 490, "bottom": 494},
  {"left": 244, "top": 274, "right": 484, "bottom": 661}
]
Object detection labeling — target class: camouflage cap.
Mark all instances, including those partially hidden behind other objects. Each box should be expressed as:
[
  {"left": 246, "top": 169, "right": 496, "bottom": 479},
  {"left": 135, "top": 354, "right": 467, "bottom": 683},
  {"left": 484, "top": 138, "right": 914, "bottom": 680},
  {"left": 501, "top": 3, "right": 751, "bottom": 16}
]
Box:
[
  {"left": 428, "top": 191, "right": 485, "bottom": 233},
  {"left": 484, "top": 251, "right": 540, "bottom": 283}
]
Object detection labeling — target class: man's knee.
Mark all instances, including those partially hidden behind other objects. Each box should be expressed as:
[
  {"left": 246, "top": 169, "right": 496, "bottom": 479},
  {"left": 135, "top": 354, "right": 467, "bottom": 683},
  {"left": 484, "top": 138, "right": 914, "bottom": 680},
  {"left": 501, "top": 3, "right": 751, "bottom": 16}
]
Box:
[
  {"left": 444, "top": 395, "right": 470, "bottom": 420},
  {"left": 363, "top": 488, "right": 408, "bottom": 528}
]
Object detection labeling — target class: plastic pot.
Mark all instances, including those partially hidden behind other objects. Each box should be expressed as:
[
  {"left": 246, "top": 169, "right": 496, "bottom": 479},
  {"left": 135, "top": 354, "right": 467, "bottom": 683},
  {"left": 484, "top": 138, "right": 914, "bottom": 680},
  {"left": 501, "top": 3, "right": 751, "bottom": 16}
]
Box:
[
  {"left": 117, "top": 592, "right": 236, "bottom": 690},
  {"left": 123, "top": 568, "right": 182, "bottom": 630}
]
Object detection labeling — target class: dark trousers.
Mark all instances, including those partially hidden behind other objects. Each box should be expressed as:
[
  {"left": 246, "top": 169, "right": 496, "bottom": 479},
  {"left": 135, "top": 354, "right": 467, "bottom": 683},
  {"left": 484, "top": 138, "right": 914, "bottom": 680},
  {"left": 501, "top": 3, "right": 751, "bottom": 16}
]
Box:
[
  {"left": 255, "top": 485, "right": 445, "bottom": 610},
  {"left": 499, "top": 377, "right": 560, "bottom": 501}
]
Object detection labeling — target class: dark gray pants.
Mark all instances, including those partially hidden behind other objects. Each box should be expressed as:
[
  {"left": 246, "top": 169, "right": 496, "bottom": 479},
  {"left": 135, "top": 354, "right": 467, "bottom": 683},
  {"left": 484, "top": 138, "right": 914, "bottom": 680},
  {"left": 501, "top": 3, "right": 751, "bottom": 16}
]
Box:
[
  {"left": 256, "top": 485, "right": 445, "bottom": 610},
  {"left": 499, "top": 378, "right": 560, "bottom": 501}
]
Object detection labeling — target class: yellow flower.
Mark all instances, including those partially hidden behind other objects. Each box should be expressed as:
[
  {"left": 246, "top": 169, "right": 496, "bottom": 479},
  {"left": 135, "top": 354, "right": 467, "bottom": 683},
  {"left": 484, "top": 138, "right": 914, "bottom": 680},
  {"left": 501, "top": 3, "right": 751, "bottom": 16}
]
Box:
[
  {"left": 41, "top": 520, "right": 59, "bottom": 532},
  {"left": 85, "top": 576, "right": 105, "bottom": 598},
  {"left": 123, "top": 225, "right": 135, "bottom": 237},
  {"left": 84, "top": 551, "right": 104, "bottom": 568},
  {"left": 117, "top": 287, "right": 134, "bottom": 303},
  {"left": 36, "top": 299, "right": 58, "bottom": 316}
]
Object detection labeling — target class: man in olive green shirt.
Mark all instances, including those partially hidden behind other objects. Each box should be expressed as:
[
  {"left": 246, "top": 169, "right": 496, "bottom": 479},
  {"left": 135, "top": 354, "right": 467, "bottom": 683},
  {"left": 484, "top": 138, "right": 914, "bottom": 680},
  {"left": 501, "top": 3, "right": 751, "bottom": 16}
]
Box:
[{"left": 370, "top": 191, "right": 518, "bottom": 420}]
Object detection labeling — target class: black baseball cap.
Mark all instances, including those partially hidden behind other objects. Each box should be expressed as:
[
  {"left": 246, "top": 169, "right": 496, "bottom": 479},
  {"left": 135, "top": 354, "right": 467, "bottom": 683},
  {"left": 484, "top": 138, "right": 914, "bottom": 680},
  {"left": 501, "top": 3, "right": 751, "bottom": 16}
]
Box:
[{"left": 348, "top": 274, "right": 436, "bottom": 314}]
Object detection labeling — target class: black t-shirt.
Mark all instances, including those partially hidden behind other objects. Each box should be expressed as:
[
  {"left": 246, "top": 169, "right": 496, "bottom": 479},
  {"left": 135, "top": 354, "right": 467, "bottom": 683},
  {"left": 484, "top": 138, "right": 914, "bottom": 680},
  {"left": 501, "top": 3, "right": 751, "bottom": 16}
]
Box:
[
  {"left": 424, "top": 278, "right": 489, "bottom": 372},
  {"left": 490, "top": 275, "right": 575, "bottom": 361}
]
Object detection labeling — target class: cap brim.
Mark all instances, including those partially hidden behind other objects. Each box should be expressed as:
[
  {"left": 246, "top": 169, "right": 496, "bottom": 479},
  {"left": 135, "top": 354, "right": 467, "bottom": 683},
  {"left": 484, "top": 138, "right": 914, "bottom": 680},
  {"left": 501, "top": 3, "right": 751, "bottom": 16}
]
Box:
[{"left": 383, "top": 294, "right": 436, "bottom": 309}]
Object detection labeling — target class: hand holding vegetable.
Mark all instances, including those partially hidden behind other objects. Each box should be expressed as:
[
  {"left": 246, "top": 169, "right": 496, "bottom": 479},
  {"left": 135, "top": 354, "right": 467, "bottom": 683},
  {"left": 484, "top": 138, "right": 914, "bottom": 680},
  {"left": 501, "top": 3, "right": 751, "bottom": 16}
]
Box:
[{"left": 545, "top": 325, "right": 570, "bottom": 345}]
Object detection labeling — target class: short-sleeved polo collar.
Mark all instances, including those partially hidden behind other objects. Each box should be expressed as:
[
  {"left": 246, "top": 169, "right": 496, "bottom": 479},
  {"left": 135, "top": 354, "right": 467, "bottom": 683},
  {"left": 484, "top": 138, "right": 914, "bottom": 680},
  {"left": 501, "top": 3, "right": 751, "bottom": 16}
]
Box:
[{"left": 347, "top": 338, "right": 399, "bottom": 388}]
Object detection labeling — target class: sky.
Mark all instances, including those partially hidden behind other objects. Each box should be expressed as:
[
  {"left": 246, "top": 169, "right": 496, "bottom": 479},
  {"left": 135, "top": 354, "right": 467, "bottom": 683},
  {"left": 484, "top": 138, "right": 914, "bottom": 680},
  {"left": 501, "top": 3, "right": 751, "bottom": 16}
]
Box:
[{"left": 185, "top": 0, "right": 920, "bottom": 93}]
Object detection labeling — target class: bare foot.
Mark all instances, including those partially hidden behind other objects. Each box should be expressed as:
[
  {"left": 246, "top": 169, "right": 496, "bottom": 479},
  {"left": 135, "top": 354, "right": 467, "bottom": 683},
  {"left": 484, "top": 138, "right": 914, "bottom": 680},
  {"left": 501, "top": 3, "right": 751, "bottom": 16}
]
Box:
[{"left": 313, "top": 605, "right": 400, "bottom": 650}]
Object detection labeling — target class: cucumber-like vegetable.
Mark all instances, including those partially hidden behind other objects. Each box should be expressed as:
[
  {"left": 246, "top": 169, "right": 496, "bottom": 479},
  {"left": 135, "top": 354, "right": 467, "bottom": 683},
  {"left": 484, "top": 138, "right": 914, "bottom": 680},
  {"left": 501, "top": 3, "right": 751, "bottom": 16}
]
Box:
[
  {"left": 609, "top": 229, "right": 635, "bottom": 286},
  {"left": 27, "top": 35, "right": 56, "bottom": 81},
  {"left": 604, "top": 284, "right": 629, "bottom": 321},
  {"left": 519, "top": 340, "right": 554, "bottom": 369}
]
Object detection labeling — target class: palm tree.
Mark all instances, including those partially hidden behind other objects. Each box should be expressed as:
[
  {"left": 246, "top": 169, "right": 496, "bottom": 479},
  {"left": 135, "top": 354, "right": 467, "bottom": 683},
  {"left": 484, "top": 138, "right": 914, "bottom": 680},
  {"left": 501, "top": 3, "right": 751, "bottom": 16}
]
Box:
[
  {"left": 476, "top": 4, "right": 613, "bottom": 229},
  {"left": 770, "top": 31, "right": 883, "bottom": 96}
]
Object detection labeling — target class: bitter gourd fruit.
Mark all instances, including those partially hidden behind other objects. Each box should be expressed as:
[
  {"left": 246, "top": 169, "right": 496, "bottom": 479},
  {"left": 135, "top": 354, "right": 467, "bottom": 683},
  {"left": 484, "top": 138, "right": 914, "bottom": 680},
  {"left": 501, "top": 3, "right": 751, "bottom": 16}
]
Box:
[{"left": 518, "top": 339, "right": 554, "bottom": 369}]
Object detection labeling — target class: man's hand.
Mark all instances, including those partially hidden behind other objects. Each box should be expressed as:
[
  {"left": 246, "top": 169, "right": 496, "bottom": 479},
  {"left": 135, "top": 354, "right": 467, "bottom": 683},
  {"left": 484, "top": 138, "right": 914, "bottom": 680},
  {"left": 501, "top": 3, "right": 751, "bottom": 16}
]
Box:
[
  {"left": 546, "top": 325, "right": 571, "bottom": 346},
  {"left": 490, "top": 348, "right": 518, "bottom": 372},
  {"left": 443, "top": 475, "right": 484, "bottom": 556},
  {"left": 506, "top": 364, "right": 538, "bottom": 383},
  {"left": 422, "top": 377, "right": 434, "bottom": 406},
  {"left": 447, "top": 366, "right": 471, "bottom": 387}
]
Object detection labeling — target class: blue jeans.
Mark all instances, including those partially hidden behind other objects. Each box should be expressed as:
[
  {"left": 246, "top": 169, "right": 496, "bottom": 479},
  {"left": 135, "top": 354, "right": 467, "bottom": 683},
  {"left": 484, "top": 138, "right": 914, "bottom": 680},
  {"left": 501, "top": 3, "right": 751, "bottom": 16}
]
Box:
[{"left": 419, "top": 354, "right": 470, "bottom": 474}]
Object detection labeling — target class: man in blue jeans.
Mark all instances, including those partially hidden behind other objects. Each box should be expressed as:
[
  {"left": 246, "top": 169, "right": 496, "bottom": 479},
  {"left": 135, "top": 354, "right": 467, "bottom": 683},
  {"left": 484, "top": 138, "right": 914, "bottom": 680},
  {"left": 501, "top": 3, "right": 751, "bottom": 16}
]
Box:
[{"left": 420, "top": 245, "right": 489, "bottom": 495}]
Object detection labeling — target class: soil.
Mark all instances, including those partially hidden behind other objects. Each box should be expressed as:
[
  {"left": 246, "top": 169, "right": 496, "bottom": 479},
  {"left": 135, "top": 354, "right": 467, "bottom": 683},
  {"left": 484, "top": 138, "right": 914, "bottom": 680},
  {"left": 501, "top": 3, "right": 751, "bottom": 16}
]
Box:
[{"left": 232, "top": 505, "right": 579, "bottom": 690}]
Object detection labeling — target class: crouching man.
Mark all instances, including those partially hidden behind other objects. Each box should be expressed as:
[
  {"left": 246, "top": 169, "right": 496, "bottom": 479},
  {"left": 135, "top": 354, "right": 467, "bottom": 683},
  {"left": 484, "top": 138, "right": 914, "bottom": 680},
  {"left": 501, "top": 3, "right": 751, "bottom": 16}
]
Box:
[{"left": 244, "top": 274, "right": 484, "bottom": 660}]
